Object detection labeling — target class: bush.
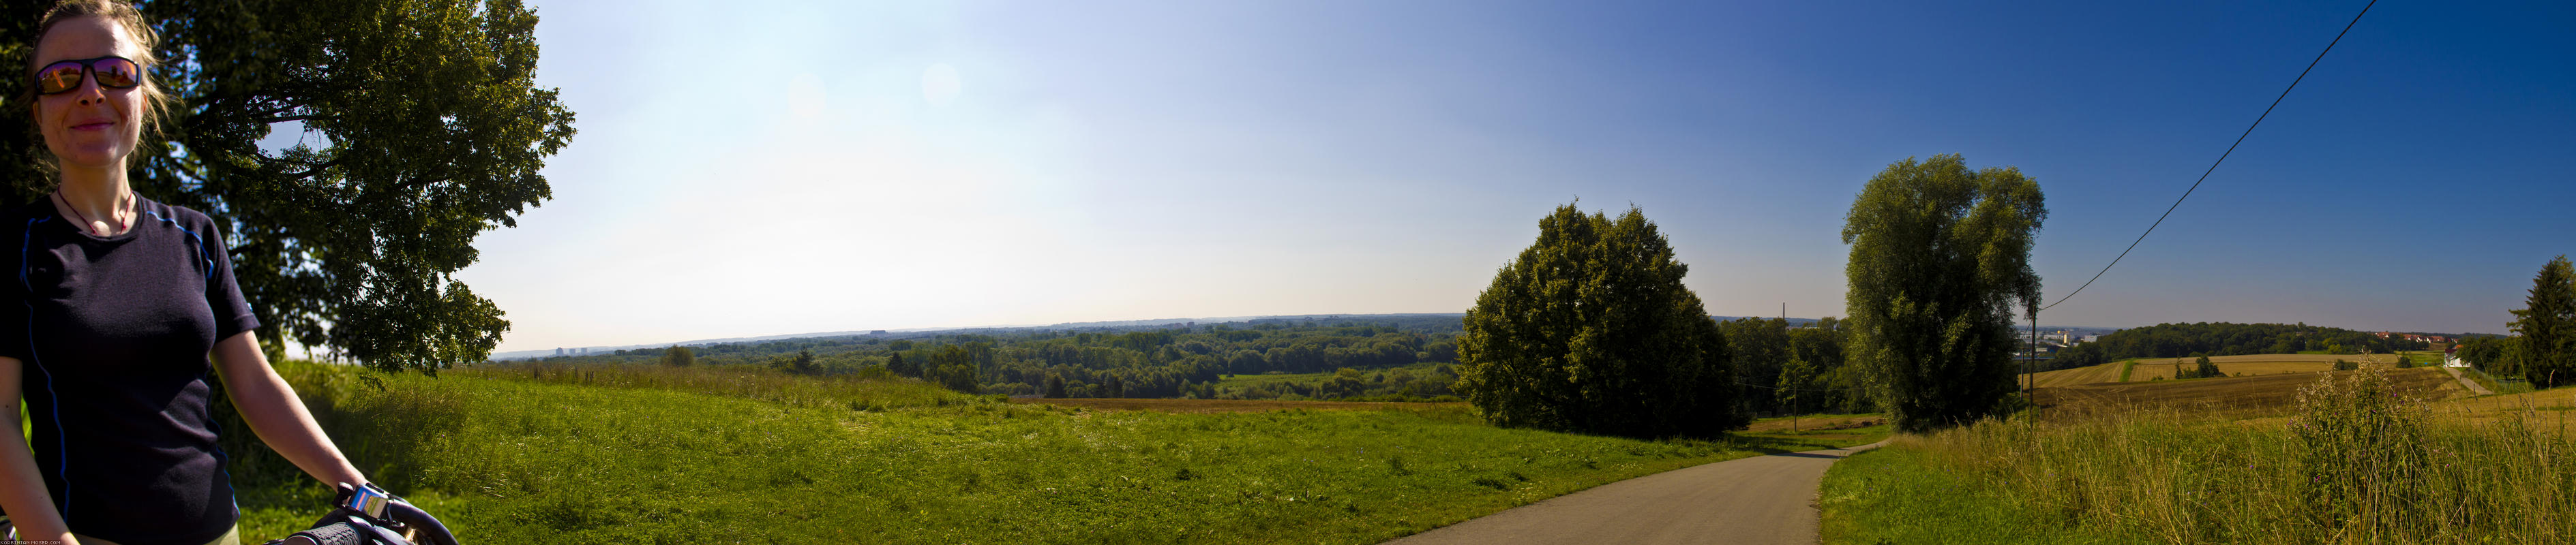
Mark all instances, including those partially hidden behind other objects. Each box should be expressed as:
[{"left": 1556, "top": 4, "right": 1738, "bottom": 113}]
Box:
[
  {"left": 2292, "top": 367, "right": 2433, "bottom": 537},
  {"left": 1456, "top": 203, "right": 1743, "bottom": 437}
]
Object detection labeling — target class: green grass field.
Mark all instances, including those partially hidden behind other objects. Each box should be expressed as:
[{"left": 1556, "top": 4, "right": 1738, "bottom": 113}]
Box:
[{"left": 230, "top": 362, "right": 1881, "bottom": 543}]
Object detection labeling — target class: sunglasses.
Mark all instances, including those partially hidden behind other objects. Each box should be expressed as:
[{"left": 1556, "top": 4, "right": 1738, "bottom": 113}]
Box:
[{"left": 32, "top": 55, "right": 140, "bottom": 95}]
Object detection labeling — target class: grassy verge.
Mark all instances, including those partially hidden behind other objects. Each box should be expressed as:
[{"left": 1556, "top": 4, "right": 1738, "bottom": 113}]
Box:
[
  {"left": 2116, "top": 359, "right": 2136, "bottom": 382},
  {"left": 1822, "top": 369, "right": 2576, "bottom": 544},
  {"left": 230, "top": 362, "right": 1874, "bottom": 544},
  {"left": 2460, "top": 366, "right": 2539, "bottom": 396},
  {"left": 1819, "top": 442, "right": 2129, "bottom": 545}
]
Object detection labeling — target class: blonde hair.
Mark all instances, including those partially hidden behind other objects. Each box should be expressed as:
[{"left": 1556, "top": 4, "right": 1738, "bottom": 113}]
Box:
[{"left": 21, "top": 0, "right": 175, "bottom": 159}]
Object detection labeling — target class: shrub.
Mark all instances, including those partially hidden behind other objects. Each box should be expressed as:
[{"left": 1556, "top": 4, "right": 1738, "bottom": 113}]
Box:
[
  {"left": 1456, "top": 203, "right": 1743, "bottom": 437},
  {"left": 2291, "top": 367, "right": 2432, "bottom": 536}
]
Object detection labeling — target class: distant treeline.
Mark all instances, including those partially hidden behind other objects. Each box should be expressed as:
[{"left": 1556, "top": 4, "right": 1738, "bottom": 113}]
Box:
[
  {"left": 2050, "top": 322, "right": 2435, "bottom": 369},
  {"left": 497, "top": 315, "right": 1466, "bottom": 399}
]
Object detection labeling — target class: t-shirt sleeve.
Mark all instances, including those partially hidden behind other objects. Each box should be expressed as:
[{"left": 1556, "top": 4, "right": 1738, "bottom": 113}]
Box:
[{"left": 202, "top": 215, "right": 260, "bottom": 341}]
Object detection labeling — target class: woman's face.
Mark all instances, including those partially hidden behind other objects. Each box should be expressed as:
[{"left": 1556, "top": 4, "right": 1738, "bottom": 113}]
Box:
[{"left": 32, "top": 15, "right": 146, "bottom": 171}]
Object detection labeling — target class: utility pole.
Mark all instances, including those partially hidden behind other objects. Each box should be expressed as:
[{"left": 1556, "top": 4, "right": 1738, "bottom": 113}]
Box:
[{"left": 2027, "top": 309, "right": 2039, "bottom": 396}]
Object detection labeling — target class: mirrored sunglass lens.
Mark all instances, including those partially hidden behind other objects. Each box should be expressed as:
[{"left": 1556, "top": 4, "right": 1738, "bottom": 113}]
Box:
[
  {"left": 35, "top": 63, "right": 85, "bottom": 93},
  {"left": 93, "top": 59, "right": 138, "bottom": 88}
]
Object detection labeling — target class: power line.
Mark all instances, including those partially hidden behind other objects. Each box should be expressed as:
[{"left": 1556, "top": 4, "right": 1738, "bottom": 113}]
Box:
[{"left": 2041, "top": 0, "right": 2380, "bottom": 312}]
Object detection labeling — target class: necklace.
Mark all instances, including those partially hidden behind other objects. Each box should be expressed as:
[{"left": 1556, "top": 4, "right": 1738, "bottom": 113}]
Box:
[{"left": 54, "top": 189, "right": 132, "bottom": 236}]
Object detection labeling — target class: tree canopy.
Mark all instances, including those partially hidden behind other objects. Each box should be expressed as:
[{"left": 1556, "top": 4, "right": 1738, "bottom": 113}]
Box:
[
  {"left": 2509, "top": 255, "right": 2575, "bottom": 388},
  {"left": 0, "top": 0, "right": 576, "bottom": 373},
  {"left": 1455, "top": 203, "right": 1743, "bottom": 438},
  {"left": 1841, "top": 154, "right": 2045, "bottom": 432}
]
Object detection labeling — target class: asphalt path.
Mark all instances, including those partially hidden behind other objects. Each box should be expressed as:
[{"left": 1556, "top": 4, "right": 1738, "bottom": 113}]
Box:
[
  {"left": 2443, "top": 367, "right": 2496, "bottom": 395},
  {"left": 1381, "top": 439, "right": 1889, "bottom": 545}
]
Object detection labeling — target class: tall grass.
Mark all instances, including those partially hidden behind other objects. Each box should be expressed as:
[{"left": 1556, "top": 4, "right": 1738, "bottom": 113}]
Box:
[{"left": 1833, "top": 367, "right": 2575, "bottom": 544}]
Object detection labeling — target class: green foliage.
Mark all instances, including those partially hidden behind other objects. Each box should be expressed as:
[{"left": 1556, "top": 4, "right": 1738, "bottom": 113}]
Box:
[
  {"left": 1721, "top": 317, "right": 1791, "bottom": 414},
  {"left": 2087, "top": 322, "right": 2425, "bottom": 360},
  {"left": 926, "top": 345, "right": 979, "bottom": 393},
  {"left": 2051, "top": 342, "right": 2108, "bottom": 369},
  {"left": 661, "top": 345, "right": 693, "bottom": 367},
  {"left": 2457, "top": 336, "right": 2513, "bottom": 373},
  {"left": 2509, "top": 255, "right": 2576, "bottom": 388},
  {"left": 1840, "top": 155, "right": 2046, "bottom": 433},
  {"left": 1456, "top": 203, "right": 1743, "bottom": 438},
  {"left": 2191, "top": 355, "right": 2221, "bottom": 379},
  {"left": 541, "top": 316, "right": 1464, "bottom": 401},
  {"left": 770, "top": 348, "right": 820, "bottom": 375},
  {"left": 1043, "top": 373, "right": 1066, "bottom": 399},
  {"left": 2333, "top": 359, "right": 2359, "bottom": 371},
  {"left": 0, "top": 0, "right": 578, "bottom": 373},
  {"left": 1778, "top": 358, "right": 1816, "bottom": 415},
  {"left": 2394, "top": 354, "right": 2414, "bottom": 369}
]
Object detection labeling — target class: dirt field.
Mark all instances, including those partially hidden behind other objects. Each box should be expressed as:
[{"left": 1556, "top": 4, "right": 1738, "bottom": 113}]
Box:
[
  {"left": 1008, "top": 397, "right": 1462, "bottom": 414},
  {"left": 2027, "top": 361, "right": 2127, "bottom": 388},
  {"left": 2123, "top": 354, "right": 2403, "bottom": 381},
  {"left": 2033, "top": 367, "right": 2469, "bottom": 418}
]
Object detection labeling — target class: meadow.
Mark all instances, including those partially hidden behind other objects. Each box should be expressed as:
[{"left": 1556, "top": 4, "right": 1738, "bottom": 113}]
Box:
[
  {"left": 226, "top": 361, "right": 1883, "bottom": 543},
  {"left": 1821, "top": 367, "right": 2576, "bottom": 544}
]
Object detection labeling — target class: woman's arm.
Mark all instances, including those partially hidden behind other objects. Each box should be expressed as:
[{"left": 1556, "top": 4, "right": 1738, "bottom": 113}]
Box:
[
  {"left": 0, "top": 356, "right": 76, "bottom": 544},
  {"left": 209, "top": 332, "right": 368, "bottom": 488}
]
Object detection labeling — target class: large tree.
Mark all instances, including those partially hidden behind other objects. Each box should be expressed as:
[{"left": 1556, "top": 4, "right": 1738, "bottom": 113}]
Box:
[
  {"left": 2508, "top": 255, "right": 2575, "bottom": 388},
  {"left": 1720, "top": 317, "right": 1791, "bottom": 415},
  {"left": 1455, "top": 203, "right": 1743, "bottom": 438},
  {"left": 0, "top": 0, "right": 575, "bottom": 373},
  {"left": 1841, "top": 155, "right": 2046, "bottom": 432}
]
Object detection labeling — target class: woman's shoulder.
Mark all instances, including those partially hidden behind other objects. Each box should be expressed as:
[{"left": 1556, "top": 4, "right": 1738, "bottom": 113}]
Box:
[
  {"left": 1, "top": 198, "right": 47, "bottom": 229},
  {"left": 136, "top": 197, "right": 223, "bottom": 232}
]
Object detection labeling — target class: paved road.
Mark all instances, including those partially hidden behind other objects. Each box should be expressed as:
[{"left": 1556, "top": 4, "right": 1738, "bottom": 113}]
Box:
[
  {"left": 2444, "top": 367, "right": 2495, "bottom": 395},
  {"left": 1381, "top": 440, "right": 1889, "bottom": 545}
]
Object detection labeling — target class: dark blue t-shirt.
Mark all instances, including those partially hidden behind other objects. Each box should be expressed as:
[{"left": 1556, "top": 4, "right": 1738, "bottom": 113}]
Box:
[{"left": 0, "top": 197, "right": 256, "bottom": 545}]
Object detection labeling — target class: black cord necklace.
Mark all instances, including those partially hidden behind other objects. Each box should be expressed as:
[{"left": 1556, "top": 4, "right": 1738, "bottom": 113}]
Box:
[{"left": 54, "top": 189, "right": 131, "bottom": 236}]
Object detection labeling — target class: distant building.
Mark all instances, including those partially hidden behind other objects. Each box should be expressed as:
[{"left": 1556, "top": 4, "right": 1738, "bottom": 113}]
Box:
[{"left": 554, "top": 347, "right": 565, "bottom": 356}]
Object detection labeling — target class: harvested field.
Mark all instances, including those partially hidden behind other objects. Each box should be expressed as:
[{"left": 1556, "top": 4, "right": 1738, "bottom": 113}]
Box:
[
  {"left": 2027, "top": 361, "right": 2126, "bottom": 388},
  {"left": 2033, "top": 367, "right": 2468, "bottom": 418},
  {"left": 1008, "top": 397, "right": 1462, "bottom": 414},
  {"left": 1742, "top": 414, "right": 1883, "bottom": 433},
  {"left": 2431, "top": 384, "right": 2576, "bottom": 427},
  {"left": 2123, "top": 353, "right": 2400, "bottom": 381}
]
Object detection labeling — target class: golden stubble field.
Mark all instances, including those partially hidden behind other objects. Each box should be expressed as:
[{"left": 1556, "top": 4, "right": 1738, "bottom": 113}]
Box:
[
  {"left": 2032, "top": 366, "right": 2472, "bottom": 418},
  {"left": 2125, "top": 353, "right": 2411, "bottom": 381}
]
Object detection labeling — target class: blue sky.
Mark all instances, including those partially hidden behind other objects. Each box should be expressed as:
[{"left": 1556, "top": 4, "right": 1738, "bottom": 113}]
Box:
[{"left": 455, "top": 0, "right": 2575, "bottom": 352}]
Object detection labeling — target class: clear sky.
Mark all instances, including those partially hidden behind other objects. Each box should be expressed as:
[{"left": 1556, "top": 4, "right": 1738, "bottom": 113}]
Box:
[{"left": 456, "top": 0, "right": 2576, "bottom": 353}]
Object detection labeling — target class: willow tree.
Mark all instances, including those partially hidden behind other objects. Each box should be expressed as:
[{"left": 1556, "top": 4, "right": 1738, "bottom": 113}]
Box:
[
  {"left": 1842, "top": 155, "right": 2046, "bottom": 432},
  {"left": 0, "top": 0, "right": 575, "bottom": 372},
  {"left": 1455, "top": 204, "right": 1743, "bottom": 438}
]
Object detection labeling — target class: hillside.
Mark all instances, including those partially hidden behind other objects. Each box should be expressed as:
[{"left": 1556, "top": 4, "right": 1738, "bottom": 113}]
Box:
[{"left": 230, "top": 361, "right": 1881, "bottom": 543}]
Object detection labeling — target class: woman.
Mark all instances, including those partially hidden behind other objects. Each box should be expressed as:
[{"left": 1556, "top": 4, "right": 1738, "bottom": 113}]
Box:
[{"left": 0, "top": 1, "right": 383, "bottom": 544}]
